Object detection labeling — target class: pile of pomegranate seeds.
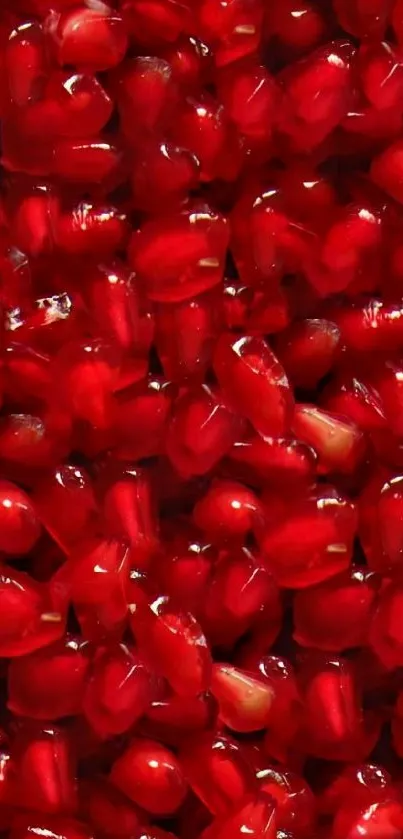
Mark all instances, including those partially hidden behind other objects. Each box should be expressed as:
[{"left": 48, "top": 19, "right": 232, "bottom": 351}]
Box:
[{"left": 5, "top": 0, "right": 403, "bottom": 837}]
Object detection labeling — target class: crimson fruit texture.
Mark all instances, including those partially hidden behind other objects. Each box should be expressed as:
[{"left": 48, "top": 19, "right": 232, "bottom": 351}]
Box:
[{"left": 2, "top": 1, "right": 403, "bottom": 838}]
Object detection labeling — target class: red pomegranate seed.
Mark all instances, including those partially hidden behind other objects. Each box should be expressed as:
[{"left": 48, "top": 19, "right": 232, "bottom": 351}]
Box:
[
  {"left": 335, "top": 0, "right": 393, "bottom": 38},
  {"left": 8, "top": 724, "right": 77, "bottom": 814},
  {"left": 259, "top": 484, "right": 357, "bottom": 588},
  {"left": 130, "top": 595, "right": 212, "bottom": 697},
  {"left": 299, "top": 655, "right": 379, "bottom": 761},
  {"left": 145, "top": 691, "right": 215, "bottom": 746},
  {"left": 154, "top": 521, "right": 214, "bottom": 615},
  {"left": 257, "top": 765, "right": 315, "bottom": 837},
  {"left": 130, "top": 140, "right": 199, "bottom": 213},
  {"left": 201, "top": 547, "right": 280, "bottom": 647},
  {"left": 110, "top": 737, "right": 187, "bottom": 815},
  {"left": 116, "top": 56, "right": 178, "bottom": 142},
  {"left": 83, "top": 643, "right": 159, "bottom": 736},
  {"left": 33, "top": 464, "right": 98, "bottom": 553},
  {"left": 61, "top": 537, "right": 131, "bottom": 640},
  {"left": 198, "top": 0, "right": 264, "bottom": 67},
  {"left": 265, "top": 0, "right": 327, "bottom": 52},
  {"left": 292, "top": 404, "right": 366, "bottom": 476},
  {"left": 160, "top": 35, "right": 212, "bottom": 90},
  {"left": 8, "top": 636, "right": 89, "bottom": 719},
  {"left": 181, "top": 731, "right": 257, "bottom": 816},
  {"left": 154, "top": 289, "right": 222, "bottom": 384},
  {"left": 217, "top": 58, "right": 278, "bottom": 156},
  {"left": 274, "top": 318, "right": 341, "bottom": 389},
  {"left": 210, "top": 663, "right": 275, "bottom": 733},
  {"left": 246, "top": 656, "right": 302, "bottom": 765},
  {"left": 53, "top": 199, "right": 128, "bottom": 256},
  {"left": 369, "top": 579, "right": 403, "bottom": 669},
  {"left": 46, "top": 3, "right": 128, "bottom": 71},
  {"left": 113, "top": 376, "right": 174, "bottom": 462},
  {"left": 120, "top": 0, "right": 193, "bottom": 45},
  {"left": 320, "top": 762, "right": 394, "bottom": 815},
  {"left": 102, "top": 466, "right": 159, "bottom": 570},
  {"left": 293, "top": 568, "right": 381, "bottom": 651},
  {"left": 128, "top": 204, "right": 229, "bottom": 303},
  {"left": 81, "top": 778, "right": 145, "bottom": 838},
  {"left": 52, "top": 137, "right": 122, "bottom": 185},
  {"left": 201, "top": 792, "right": 277, "bottom": 839},
  {"left": 0, "top": 479, "right": 41, "bottom": 555},
  {"left": 277, "top": 40, "right": 356, "bottom": 151},
  {"left": 332, "top": 798, "right": 403, "bottom": 839},
  {"left": 228, "top": 435, "right": 316, "bottom": 489},
  {"left": 193, "top": 479, "right": 264, "bottom": 543},
  {"left": 5, "top": 21, "right": 47, "bottom": 107},
  {"left": 171, "top": 91, "right": 243, "bottom": 182},
  {"left": 0, "top": 565, "right": 65, "bottom": 656},
  {"left": 213, "top": 334, "right": 293, "bottom": 437},
  {"left": 166, "top": 385, "right": 244, "bottom": 477}
]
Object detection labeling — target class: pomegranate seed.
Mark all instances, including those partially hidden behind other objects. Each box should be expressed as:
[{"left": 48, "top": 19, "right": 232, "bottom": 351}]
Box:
[
  {"left": 0, "top": 565, "right": 65, "bottom": 656},
  {"left": 128, "top": 204, "right": 229, "bottom": 303},
  {"left": 130, "top": 595, "right": 212, "bottom": 697},
  {"left": 154, "top": 289, "right": 222, "bottom": 384},
  {"left": 193, "top": 479, "right": 264, "bottom": 543},
  {"left": 293, "top": 568, "right": 381, "bottom": 651},
  {"left": 333, "top": 798, "right": 403, "bottom": 839},
  {"left": 145, "top": 691, "right": 215, "bottom": 747},
  {"left": 47, "top": 3, "right": 128, "bottom": 71},
  {"left": 228, "top": 435, "right": 316, "bottom": 489},
  {"left": 320, "top": 763, "right": 394, "bottom": 815},
  {"left": 359, "top": 472, "right": 403, "bottom": 574},
  {"left": 259, "top": 485, "right": 357, "bottom": 588},
  {"left": 211, "top": 663, "right": 275, "bottom": 733},
  {"left": 153, "top": 520, "right": 214, "bottom": 615},
  {"left": 292, "top": 404, "right": 366, "bottom": 475},
  {"left": 299, "top": 655, "right": 379, "bottom": 761},
  {"left": 120, "top": 0, "right": 193, "bottom": 46},
  {"left": 8, "top": 636, "right": 89, "bottom": 719},
  {"left": 0, "top": 479, "right": 41, "bottom": 556},
  {"left": 265, "top": 0, "right": 327, "bottom": 52},
  {"left": 113, "top": 376, "right": 174, "bottom": 461},
  {"left": 336, "top": 0, "right": 393, "bottom": 38},
  {"left": 60, "top": 537, "right": 131, "bottom": 640},
  {"left": 8, "top": 724, "right": 77, "bottom": 814},
  {"left": 33, "top": 464, "right": 98, "bottom": 553},
  {"left": 110, "top": 737, "right": 187, "bottom": 815},
  {"left": 369, "top": 580, "right": 403, "bottom": 669},
  {"left": 213, "top": 334, "right": 293, "bottom": 438},
  {"left": 166, "top": 385, "right": 244, "bottom": 477},
  {"left": 101, "top": 465, "right": 159, "bottom": 569},
  {"left": 201, "top": 792, "right": 277, "bottom": 839},
  {"left": 274, "top": 318, "right": 341, "bottom": 389},
  {"left": 181, "top": 731, "right": 257, "bottom": 815},
  {"left": 201, "top": 547, "right": 280, "bottom": 647},
  {"left": 5, "top": 21, "right": 47, "bottom": 107},
  {"left": 198, "top": 0, "right": 264, "bottom": 67},
  {"left": 246, "top": 656, "right": 302, "bottom": 765},
  {"left": 83, "top": 643, "right": 159, "bottom": 736},
  {"left": 81, "top": 778, "right": 145, "bottom": 838},
  {"left": 130, "top": 140, "right": 199, "bottom": 213},
  {"left": 257, "top": 765, "right": 315, "bottom": 837},
  {"left": 277, "top": 40, "right": 356, "bottom": 151}
]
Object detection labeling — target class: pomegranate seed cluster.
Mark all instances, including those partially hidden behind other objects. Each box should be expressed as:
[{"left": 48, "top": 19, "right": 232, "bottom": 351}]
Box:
[{"left": 3, "top": 0, "right": 403, "bottom": 838}]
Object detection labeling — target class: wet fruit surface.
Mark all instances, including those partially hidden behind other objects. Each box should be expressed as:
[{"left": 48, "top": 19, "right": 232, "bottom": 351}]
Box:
[{"left": 2, "top": 1, "right": 403, "bottom": 838}]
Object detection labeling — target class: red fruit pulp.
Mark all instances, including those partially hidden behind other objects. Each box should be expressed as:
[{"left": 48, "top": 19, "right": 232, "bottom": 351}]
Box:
[{"left": 1, "top": 2, "right": 403, "bottom": 839}]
